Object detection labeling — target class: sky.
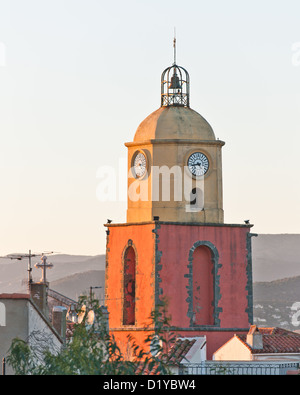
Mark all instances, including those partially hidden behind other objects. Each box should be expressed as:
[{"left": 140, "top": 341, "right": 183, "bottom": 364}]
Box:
[{"left": 0, "top": 0, "right": 300, "bottom": 256}]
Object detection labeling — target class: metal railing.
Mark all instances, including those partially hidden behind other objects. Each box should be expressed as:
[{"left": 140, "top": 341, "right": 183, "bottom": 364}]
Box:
[{"left": 179, "top": 361, "right": 300, "bottom": 375}]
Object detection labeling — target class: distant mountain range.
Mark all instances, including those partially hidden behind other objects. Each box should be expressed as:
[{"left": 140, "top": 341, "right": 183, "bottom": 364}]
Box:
[
  {"left": 253, "top": 276, "right": 300, "bottom": 331},
  {"left": 0, "top": 234, "right": 299, "bottom": 331},
  {"left": 51, "top": 269, "right": 106, "bottom": 302},
  {"left": 251, "top": 234, "right": 300, "bottom": 282},
  {"left": 0, "top": 254, "right": 106, "bottom": 294}
]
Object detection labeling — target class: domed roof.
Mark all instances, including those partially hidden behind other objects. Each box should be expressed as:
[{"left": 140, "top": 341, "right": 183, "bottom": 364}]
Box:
[{"left": 133, "top": 106, "right": 216, "bottom": 142}]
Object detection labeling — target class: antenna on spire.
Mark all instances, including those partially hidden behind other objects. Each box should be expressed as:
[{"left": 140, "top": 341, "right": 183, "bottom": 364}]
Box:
[
  {"left": 173, "top": 27, "right": 176, "bottom": 64},
  {"left": 161, "top": 31, "right": 190, "bottom": 107}
]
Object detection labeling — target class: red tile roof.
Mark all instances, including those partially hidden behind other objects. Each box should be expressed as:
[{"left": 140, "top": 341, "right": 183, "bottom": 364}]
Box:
[
  {"left": 237, "top": 327, "right": 300, "bottom": 354},
  {"left": 166, "top": 338, "right": 196, "bottom": 364},
  {"left": 0, "top": 293, "right": 30, "bottom": 299},
  {"left": 135, "top": 338, "right": 198, "bottom": 375}
]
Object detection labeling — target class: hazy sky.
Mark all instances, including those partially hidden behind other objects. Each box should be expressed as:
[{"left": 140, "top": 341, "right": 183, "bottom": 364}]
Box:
[{"left": 0, "top": 0, "right": 300, "bottom": 256}]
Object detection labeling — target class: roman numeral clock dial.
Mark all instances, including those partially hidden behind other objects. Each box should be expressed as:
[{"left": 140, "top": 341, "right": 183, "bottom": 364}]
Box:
[{"left": 187, "top": 152, "right": 209, "bottom": 176}]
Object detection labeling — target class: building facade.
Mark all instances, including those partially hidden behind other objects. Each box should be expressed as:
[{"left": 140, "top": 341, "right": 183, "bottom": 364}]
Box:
[
  {"left": 213, "top": 326, "right": 300, "bottom": 362},
  {"left": 105, "top": 53, "right": 256, "bottom": 359},
  {"left": 0, "top": 293, "right": 63, "bottom": 374}
]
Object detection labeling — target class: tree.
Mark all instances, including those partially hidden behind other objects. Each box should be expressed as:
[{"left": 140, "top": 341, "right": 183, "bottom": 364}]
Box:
[{"left": 6, "top": 295, "right": 175, "bottom": 375}]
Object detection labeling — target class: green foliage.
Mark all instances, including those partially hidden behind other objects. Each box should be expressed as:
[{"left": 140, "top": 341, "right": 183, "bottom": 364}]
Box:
[
  {"left": 6, "top": 295, "right": 175, "bottom": 375},
  {"left": 6, "top": 338, "right": 33, "bottom": 375}
]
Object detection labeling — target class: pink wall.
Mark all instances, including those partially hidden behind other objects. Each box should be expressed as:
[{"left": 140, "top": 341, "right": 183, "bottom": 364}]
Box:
[
  {"left": 193, "top": 245, "right": 214, "bottom": 325},
  {"left": 157, "top": 224, "right": 251, "bottom": 330}
]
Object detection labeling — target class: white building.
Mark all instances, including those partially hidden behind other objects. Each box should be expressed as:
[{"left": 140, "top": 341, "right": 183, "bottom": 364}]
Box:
[
  {"left": 0, "top": 293, "right": 65, "bottom": 375},
  {"left": 213, "top": 325, "right": 300, "bottom": 362}
]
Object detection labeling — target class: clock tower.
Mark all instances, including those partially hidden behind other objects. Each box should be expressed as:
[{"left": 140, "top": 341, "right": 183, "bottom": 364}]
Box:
[
  {"left": 126, "top": 62, "right": 224, "bottom": 224},
  {"left": 105, "top": 46, "right": 255, "bottom": 360}
]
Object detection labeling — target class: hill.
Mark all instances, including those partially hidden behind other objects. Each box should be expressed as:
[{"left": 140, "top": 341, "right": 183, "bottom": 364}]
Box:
[
  {"left": 252, "top": 234, "right": 300, "bottom": 282},
  {"left": 253, "top": 275, "right": 300, "bottom": 331},
  {"left": 0, "top": 254, "right": 105, "bottom": 294},
  {"left": 50, "top": 270, "right": 106, "bottom": 302}
]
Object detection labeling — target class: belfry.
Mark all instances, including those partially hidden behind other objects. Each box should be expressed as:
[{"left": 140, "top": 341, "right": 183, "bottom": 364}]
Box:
[{"left": 105, "top": 42, "right": 255, "bottom": 360}]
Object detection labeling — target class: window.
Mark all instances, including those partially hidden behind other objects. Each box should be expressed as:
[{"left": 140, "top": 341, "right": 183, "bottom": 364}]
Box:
[
  {"left": 192, "top": 245, "right": 214, "bottom": 326},
  {"left": 123, "top": 246, "right": 136, "bottom": 325},
  {"left": 0, "top": 302, "right": 6, "bottom": 326}
]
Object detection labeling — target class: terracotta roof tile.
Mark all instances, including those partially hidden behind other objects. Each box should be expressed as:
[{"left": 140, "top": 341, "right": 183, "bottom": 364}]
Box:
[
  {"left": 135, "top": 338, "right": 198, "bottom": 374},
  {"left": 166, "top": 338, "right": 196, "bottom": 364},
  {"left": 237, "top": 327, "right": 300, "bottom": 354}
]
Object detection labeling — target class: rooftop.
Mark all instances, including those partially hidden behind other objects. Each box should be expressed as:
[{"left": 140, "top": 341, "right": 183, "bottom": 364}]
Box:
[
  {"left": 0, "top": 293, "right": 30, "bottom": 299},
  {"left": 237, "top": 326, "right": 300, "bottom": 354}
]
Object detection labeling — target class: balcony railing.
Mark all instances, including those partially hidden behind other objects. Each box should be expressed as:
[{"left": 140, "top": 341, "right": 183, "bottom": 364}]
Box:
[{"left": 179, "top": 361, "right": 300, "bottom": 375}]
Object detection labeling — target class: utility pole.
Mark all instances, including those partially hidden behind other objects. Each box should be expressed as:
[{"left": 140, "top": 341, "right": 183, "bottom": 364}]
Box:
[
  {"left": 0, "top": 250, "right": 55, "bottom": 290},
  {"left": 89, "top": 286, "right": 103, "bottom": 303}
]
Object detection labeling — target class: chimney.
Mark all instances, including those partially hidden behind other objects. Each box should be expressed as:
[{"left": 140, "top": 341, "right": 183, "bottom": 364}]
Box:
[
  {"left": 246, "top": 325, "right": 263, "bottom": 350},
  {"left": 30, "top": 282, "right": 49, "bottom": 319},
  {"left": 52, "top": 306, "right": 67, "bottom": 344},
  {"left": 29, "top": 255, "right": 54, "bottom": 319}
]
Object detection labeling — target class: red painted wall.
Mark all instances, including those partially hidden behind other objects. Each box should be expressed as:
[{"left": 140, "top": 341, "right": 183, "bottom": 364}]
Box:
[
  {"left": 193, "top": 245, "right": 214, "bottom": 325},
  {"left": 157, "top": 224, "right": 251, "bottom": 330}
]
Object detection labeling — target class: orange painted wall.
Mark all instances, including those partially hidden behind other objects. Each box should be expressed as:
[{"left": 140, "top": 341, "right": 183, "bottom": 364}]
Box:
[{"left": 105, "top": 223, "right": 156, "bottom": 331}]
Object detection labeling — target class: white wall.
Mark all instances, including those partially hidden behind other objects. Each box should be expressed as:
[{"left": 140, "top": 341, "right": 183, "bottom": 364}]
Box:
[
  {"left": 0, "top": 302, "right": 5, "bottom": 326},
  {"left": 213, "top": 335, "right": 251, "bottom": 361},
  {"left": 28, "top": 302, "right": 62, "bottom": 355},
  {"left": 252, "top": 353, "right": 300, "bottom": 362}
]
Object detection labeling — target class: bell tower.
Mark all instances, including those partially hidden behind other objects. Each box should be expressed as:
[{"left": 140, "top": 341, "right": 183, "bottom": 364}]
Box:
[
  {"left": 126, "top": 40, "right": 224, "bottom": 224},
  {"left": 105, "top": 42, "right": 255, "bottom": 360}
]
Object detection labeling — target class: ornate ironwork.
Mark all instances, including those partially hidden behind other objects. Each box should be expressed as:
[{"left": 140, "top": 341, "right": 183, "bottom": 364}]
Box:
[
  {"left": 161, "top": 64, "right": 190, "bottom": 107},
  {"left": 161, "top": 37, "right": 190, "bottom": 107}
]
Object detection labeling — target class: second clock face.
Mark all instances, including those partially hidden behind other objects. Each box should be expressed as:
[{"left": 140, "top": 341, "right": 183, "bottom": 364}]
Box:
[
  {"left": 133, "top": 152, "right": 147, "bottom": 178},
  {"left": 187, "top": 152, "right": 209, "bottom": 176}
]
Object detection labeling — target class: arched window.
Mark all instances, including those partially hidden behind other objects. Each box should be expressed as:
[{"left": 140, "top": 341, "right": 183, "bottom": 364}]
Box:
[
  {"left": 123, "top": 246, "right": 136, "bottom": 325},
  {"left": 192, "top": 245, "right": 214, "bottom": 325},
  {"left": 0, "top": 302, "right": 6, "bottom": 326},
  {"left": 187, "top": 241, "right": 221, "bottom": 327}
]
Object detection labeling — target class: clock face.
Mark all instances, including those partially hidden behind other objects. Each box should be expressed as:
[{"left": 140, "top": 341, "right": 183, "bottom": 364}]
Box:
[
  {"left": 133, "top": 152, "right": 147, "bottom": 178},
  {"left": 187, "top": 152, "right": 209, "bottom": 176}
]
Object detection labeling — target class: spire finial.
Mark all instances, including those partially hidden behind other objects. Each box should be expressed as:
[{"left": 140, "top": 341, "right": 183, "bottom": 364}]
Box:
[
  {"left": 161, "top": 34, "right": 190, "bottom": 107},
  {"left": 173, "top": 27, "right": 176, "bottom": 64}
]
